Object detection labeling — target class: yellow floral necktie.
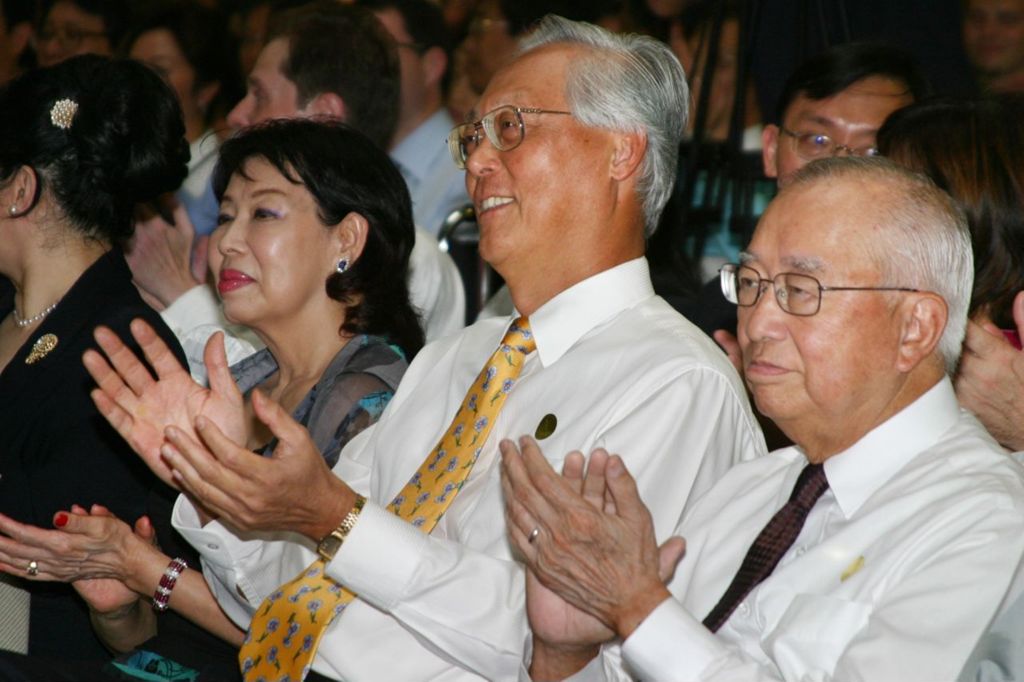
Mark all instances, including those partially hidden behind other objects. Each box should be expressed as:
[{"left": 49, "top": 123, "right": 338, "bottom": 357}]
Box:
[{"left": 240, "top": 318, "right": 535, "bottom": 681}]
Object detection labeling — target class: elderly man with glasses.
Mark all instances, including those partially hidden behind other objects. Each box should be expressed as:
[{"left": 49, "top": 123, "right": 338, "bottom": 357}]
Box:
[
  {"left": 502, "top": 156, "right": 1024, "bottom": 681},
  {"left": 85, "top": 15, "right": 765, "bottom": 682}
]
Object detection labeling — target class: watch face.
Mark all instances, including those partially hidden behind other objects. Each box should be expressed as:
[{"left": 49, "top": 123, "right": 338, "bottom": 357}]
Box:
[{"left": 318, "top": 532, "right": 344, "bottom": 561}]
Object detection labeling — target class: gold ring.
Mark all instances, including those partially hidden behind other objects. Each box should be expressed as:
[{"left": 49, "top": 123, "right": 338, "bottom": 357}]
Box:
[{"left": 26, "top": 560, "right": 38, "bottom": 577}]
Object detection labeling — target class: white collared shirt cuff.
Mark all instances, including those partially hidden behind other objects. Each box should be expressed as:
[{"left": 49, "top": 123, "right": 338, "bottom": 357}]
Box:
[
  {"left": 161, "top": 284, "right": 221, "bottom": 333},
  {"left": 622, "top": 597, "right": 723, "bottom": 682},
  {"left": 329, "top": 500, "right": 430, "bottom": 610},
  {"left": 170, "top": 494, "right": 246, "bottom": 565}
]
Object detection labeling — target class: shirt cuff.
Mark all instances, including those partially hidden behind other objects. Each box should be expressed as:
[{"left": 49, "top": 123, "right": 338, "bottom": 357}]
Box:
[
  {"left": 161, "top": 284, "right": 222, "bottom": 333},
  {"left": 171, "top": 494, "right": 315, "bottom": 607},
  {"left": 621, "top": 598, "right": 723, "bottom": 682},
  {"left": 328, "top": 501, "right": 429, "bottom": 610}
]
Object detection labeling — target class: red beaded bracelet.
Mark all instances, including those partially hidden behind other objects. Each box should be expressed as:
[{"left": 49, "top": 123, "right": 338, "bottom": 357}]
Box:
[{"left": 152, "top": 557, "right": 188, "bottom": 612}]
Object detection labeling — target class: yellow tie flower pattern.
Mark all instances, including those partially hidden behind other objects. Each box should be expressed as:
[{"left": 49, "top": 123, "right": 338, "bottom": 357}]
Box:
[{"left": 240, "top": 318, "right": 535, "bottom": 682}]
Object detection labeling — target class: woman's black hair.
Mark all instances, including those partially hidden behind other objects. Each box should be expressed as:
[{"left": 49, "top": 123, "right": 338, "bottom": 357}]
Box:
[
  {"left": 0, "top": 54, "right": 189, "bottom": 246},
  {"left": 212, "top": 118, "right": 425, "bottom": 359}
]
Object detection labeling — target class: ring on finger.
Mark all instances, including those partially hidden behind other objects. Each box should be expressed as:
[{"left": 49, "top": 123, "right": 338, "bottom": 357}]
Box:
[
  {"left": 26, "top": 560, "right": 38, "bottom": 577},
  {"left": 527, "top": 527, "right": 540, "bottom": 544}
]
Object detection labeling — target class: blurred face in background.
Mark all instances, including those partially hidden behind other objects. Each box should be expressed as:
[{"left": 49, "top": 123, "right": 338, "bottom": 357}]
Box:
[
  {"left": 130, "top": 28, "right": 217, "bottom": 143},
  {"left": 463, "top": 0, "right": 517, "bottom": 93},
  {"left": 964, "top": 0, "right": 1024, "bottom": 79},
  {"left": 762, "top": 76, "right": 913, "bottom": 186},
  {"left": 36, "top": 0, "right": 110, "bottom": 67},
  {"left": 227, "top": 38, "right": 302, "bottom": 129}
]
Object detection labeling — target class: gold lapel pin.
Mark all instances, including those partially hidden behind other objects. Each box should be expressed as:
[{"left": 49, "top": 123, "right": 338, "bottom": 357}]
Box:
[
  {"left": 25, "top": 333, "right": 58, "bottom": 365},
  {"left": 840, "top": 555, "right": 865, "bottom": 582},
  {"left": 534, "top": 414, "right": 557, "bottom": 440}
]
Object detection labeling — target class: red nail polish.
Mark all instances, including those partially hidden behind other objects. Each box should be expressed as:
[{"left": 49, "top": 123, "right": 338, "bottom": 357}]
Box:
[{"left": 54, "top": 513, "right": 68, "bottom": 528}]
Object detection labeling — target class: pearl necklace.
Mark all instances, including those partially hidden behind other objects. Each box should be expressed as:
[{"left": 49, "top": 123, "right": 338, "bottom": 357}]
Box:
[{"left": 13, "top": 301, "right": 59, "bottom": 328}]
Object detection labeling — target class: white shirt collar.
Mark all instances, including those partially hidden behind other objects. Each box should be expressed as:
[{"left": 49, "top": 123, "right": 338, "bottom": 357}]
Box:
[
  {"left": 391, "top": 109, "right": 454, "bottom": 186},
  {"left": 823, "top": 376, "right": 960, "bottom": 518},
  {"left": 504, "top": 257, "right": 654, "bottom": 368},
  {"left": 189, "top": 130, "right": 219, "bottom": 172}
]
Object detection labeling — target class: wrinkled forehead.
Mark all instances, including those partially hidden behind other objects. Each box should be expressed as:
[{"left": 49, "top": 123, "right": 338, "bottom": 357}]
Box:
[
  {"left": 471, "top": 44, "right": 577, "bottom": 119},
  {"left": 745, "top": 179, "right": 887, "bottom": 276}
]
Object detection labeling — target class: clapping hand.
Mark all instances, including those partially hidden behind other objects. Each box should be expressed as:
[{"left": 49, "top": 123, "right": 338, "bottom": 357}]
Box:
[
  {"left": 83, "top": 320, "right": 246, "bottom": 489},
  {"left": 500, "top": 437, "right": 686, "bottom": 677},
  {"left": 159, "top": 388, "right": 352, "bottom": 539}
]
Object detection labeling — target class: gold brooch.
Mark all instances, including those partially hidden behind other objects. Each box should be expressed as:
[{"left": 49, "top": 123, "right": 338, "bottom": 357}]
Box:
[
  {"left": 840, "top": 555, "right": 865, "bottom": 582},
  {"left": 25, "top": 333, "right": 58, "bottom": 364}
]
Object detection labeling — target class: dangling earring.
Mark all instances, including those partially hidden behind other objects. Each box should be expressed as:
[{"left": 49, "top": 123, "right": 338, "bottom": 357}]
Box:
[{"left": 336, "top": 258, "right": 349, "bottom": 274}]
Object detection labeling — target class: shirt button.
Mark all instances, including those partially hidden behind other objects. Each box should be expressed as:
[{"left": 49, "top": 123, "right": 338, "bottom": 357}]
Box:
[
  {"left": 207, "top": 543, "right": 220, "bottom": 551},
  {"left": 795, "top": 545, "right": 806, "bottom": 556},
  {"left": 737, "top": 602, "right": 749, "bottom": 616}
]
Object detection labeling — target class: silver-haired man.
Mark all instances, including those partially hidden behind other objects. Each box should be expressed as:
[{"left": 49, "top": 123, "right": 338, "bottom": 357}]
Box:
[
  {"left": 503, "top": 157, "right": 1024, "bottom": 681},
  {"left": 88, "top": 16, "right": 765, "bottom": 681}
]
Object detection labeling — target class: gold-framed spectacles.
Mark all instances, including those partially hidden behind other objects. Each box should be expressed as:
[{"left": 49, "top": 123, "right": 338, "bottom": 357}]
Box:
[{"left": 447, "top": 105, "right": 572, "bottom": 170}]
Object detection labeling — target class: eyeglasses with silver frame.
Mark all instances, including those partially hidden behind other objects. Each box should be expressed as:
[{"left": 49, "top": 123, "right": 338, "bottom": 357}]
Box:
[
  {"left": 719, "top": 263, "right": 920, "bottom": 317},
  {"left": 447, "top": 105, "right": 572, "bottom": 170},
  {"left": 779, "top": 127, "right": 880, "bottom": 161}
]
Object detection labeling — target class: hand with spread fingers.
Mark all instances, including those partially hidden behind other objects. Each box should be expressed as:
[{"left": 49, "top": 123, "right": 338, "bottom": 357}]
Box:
[
  {"left": 956, "top": 291, "right": 1024, "bottom": 451},
  {"left": 83, "top": 319, "right": 247, "bottom": 490},
  {"left": 500, "top": 436, "right": 686, "bottom": 677},
  {"left": 161, "top": 388, "right": 353, "bottom": 540}
]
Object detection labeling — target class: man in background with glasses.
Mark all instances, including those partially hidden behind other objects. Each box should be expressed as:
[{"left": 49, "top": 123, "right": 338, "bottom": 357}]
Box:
[
  {"left": 502, "top": 156, "right": 1024, "bottom": 681},
  {"left": 760, "top": 42, "right": 928, "bottom": 186}
]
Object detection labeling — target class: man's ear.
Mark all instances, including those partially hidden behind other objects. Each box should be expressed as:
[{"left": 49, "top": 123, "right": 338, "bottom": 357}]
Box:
[
  {"left": 303, "top": 92, "right": 347, "bottom": 121},
  {"left": 609, "top": 130, "right": 647, "bottom": 182},
  {"left": 332, "top": 211, "right": 370, "bottom": 267},
  {"left": 761, "top": 124, "right": 780, "bottom": 179},
  {"left": 421, "top": 46, "right": 447, "bottom": 91},
  {"left": 895, "top": 293, "right": 948, "bottom": 373}
]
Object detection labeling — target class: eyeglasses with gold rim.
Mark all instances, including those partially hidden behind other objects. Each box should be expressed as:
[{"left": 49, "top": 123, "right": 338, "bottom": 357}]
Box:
[{"left": 447, "top": 105, "right": 572, "bottom": 170}]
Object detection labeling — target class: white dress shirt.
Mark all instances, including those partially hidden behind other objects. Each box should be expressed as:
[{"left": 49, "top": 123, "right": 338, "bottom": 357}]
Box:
[
  {"left": 173, "top": 257, "right": 766, "bottom": 681},
  {"left": 616, "top": 378, "right": 1024, "bottom": 682},
  {"left": 392, "top": 109, "right": 471, "bottom": 237},
  {"left": 162, "top": 226, "right": 465, "bottom": 380}
]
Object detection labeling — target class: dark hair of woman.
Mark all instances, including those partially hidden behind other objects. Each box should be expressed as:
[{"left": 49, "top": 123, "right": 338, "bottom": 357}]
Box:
[
  {"left": 0, "top": 54, "right": 189, "bottom": 246},
  {"left": 213, "top": 118, "right": 425, "bottom": 359},
  {"left": 877, "top": 95, "right": 1024, "bottom": 329}
]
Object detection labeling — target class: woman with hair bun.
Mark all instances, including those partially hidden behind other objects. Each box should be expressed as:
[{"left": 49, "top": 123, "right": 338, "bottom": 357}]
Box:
[
  {"left": 0, "top": 118, "right": 422, "bottom": 681},
  {"left": 0, "top": 54, "right": 190, "bottom": 662}
]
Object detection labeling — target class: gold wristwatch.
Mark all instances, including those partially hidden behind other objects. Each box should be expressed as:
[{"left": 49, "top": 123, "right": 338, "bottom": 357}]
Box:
[{"left": 316, "top": 494, "right": 366, "bottom": 561}]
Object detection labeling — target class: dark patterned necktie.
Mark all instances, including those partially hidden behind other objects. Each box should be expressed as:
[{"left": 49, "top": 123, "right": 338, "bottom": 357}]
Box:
[{"left": 702, "top": 463, "right": 829, "bottom": 633}]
